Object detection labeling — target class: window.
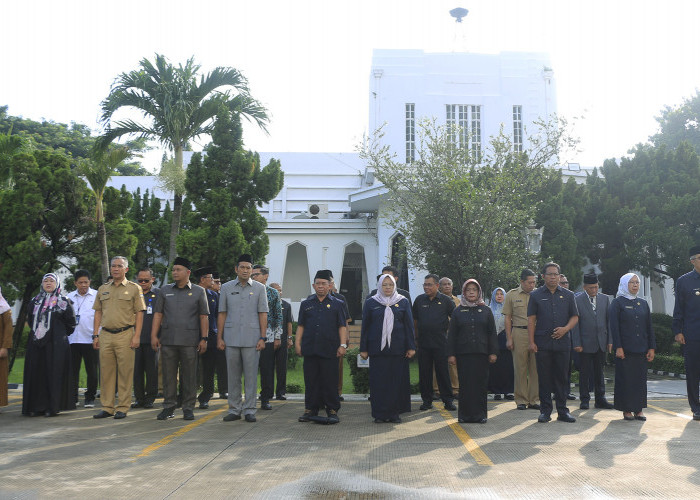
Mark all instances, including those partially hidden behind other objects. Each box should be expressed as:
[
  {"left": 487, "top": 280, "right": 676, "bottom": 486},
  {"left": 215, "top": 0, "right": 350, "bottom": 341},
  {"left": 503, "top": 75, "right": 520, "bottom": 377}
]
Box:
[
  {"left": 405, "top": 103, "right": 415, "bottom": 163},
  {"left": 446, "top": 104, "right": 482, "bottom": 161},
  {"left": 513, "top": 105, "right": 523, "bottom": 153}
]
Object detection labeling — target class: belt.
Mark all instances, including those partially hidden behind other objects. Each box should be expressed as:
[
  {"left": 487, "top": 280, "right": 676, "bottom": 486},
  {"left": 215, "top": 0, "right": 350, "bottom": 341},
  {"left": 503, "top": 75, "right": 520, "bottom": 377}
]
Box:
[
  {"left": 513, "top": 325, "right": 528, "bottom": 329},
  {"left": 103, "top": 325, "right": 134, "bottom": 334}
]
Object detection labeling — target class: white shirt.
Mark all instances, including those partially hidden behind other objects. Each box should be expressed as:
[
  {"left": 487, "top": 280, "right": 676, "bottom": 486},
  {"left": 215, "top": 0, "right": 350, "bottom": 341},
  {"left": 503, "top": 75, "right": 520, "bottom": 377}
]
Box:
[{"left": 66, "top": 288, "right": 97, "bottom": 344}]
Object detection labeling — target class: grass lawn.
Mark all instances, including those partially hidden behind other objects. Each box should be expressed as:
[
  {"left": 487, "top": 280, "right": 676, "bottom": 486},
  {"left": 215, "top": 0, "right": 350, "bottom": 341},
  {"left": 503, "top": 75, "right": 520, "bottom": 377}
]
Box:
[{"left": 9, "top": 356, "right": 421, "bottom": 394}]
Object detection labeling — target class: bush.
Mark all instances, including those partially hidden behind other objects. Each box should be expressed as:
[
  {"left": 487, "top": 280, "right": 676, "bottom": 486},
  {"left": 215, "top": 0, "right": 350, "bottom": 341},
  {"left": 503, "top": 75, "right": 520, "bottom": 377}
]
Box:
[
  {"left": 345, "top": 347, "right": 369, "bottom": 394},
  {"left": 651, "top": 313, "right": 675, "bottom": 355},
  {"left": 286, "top": 322, "right": 299, "bottom": 370},
  {"left": 286, "top": 383, "right": 302, "bottom": 393},
  {"left": 650, "top": 354, "right": 685, "bottom": 374}
]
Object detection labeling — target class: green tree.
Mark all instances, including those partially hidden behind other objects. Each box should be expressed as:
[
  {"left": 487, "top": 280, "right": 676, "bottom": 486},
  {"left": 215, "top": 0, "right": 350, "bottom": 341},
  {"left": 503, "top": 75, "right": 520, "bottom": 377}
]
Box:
[
  {"left": 178, "top": 109, "right": 283, "bottom": 279},
  {"left": 361, "top": 118, "right": 574, "bottom": 293},
  {"left": 79, "top": 147, "right": 131, "bottom": 281},
  {"left": 651, "top": 91, "right": 700, "bottom": 153},
  {"left": 97, "top": 54, "right": 269, "bottom": 272},
  {"left": 0, "top": 150, "right": 90, "bottom": 369},
  {"left": 0, "top": 129, "right": 27, "bottom": 186},
  {"left": 128, "top": 187, "right": 171, "bottom": 281},
  {"left": 584, "top": 142, "right": 700, "bottom": 290}
]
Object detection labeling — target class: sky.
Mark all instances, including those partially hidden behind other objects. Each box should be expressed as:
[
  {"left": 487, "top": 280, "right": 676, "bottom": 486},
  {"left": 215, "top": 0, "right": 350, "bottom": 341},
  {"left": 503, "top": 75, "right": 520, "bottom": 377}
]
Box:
[{"left": 3, "top": 0, "right": 699, "bottom": 171}]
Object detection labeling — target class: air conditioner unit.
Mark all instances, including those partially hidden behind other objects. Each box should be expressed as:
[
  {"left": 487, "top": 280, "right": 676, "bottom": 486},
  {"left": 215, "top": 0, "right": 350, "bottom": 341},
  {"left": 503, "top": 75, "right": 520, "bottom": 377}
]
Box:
[{"left": 308, "top": 203, "right": 329, "bottom": 219}]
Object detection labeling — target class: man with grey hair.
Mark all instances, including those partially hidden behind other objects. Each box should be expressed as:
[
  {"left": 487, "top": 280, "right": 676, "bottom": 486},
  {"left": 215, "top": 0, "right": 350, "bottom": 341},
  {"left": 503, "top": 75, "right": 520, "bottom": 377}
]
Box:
[{"left": 92, "top": 256, "right": 145, "bottom": 419}]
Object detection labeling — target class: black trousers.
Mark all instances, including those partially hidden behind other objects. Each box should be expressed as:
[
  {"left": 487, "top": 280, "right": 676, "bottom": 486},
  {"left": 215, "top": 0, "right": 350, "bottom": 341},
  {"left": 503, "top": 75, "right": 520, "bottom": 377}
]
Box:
[
  {"left": 418, "top": 345, "right": 453, "bottom": 404},
  {"left": 535, "top": 349, "right": 570, "bottom": 416},
  {"left": 259, "top": 342, "right": 276, "bottom": 402},
  {"left": 303, "top": 355, "right": 340, "bottom": 412},
  {"left": 684, "top": 341, "right": 700, "bottom": 413},
  {"left": 274, "top": 343, "right": 288, "bottom": 397},
  {"left": 579, "top": 350, "right": 607, "bottom": 403},
  {"left": 133, "top": 343, "right": 158, "bottom": 404},
  {"left": 70, "top": 343, "right": 99, "bottom": 402},
  {"left": 198, "top": 345, "right": 228, "bottom": 403}
]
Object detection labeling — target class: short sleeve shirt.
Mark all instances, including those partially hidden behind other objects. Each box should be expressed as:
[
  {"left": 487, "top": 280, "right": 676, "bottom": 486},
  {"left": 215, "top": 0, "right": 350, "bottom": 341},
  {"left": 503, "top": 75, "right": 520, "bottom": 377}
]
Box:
[
  {"left": 527, "top": 285, "right": 579, "bottom": 351},
  {"left": 412, "top": 292, "right": 455, "bottom": 348},
  {"left": 502, "top": 286, "right": 530, "bottom": 328},
  {"left": 93, "top": 280, "right": 146, "bottom": 330},
  {"left": 298, "top": 294, "right": 346, "bottom": 358},
  {"left": 219, "top": 278, "right": 269, "bottom": 347},
  {"left": 154, "top": 282, "right": 209, "bottom": 346}
]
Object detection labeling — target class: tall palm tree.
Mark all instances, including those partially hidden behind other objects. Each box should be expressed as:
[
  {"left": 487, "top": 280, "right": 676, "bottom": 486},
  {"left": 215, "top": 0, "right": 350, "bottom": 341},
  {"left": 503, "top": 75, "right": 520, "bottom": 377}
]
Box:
[
  {"left": 80, "top": 147, "right": 130, "bottom": 281},
  {"left": 97, "top": 54, "right": 269, "bottom": 270}
]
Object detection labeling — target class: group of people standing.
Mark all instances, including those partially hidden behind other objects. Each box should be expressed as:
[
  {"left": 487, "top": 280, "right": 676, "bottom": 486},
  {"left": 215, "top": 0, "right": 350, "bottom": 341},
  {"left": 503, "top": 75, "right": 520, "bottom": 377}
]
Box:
[{"left": 3, "top": 244, "right": 700, "bottom": 428}]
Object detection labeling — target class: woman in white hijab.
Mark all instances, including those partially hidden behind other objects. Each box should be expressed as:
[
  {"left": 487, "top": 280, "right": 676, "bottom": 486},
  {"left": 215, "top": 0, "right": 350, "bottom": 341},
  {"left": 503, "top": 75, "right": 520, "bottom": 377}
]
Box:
[
  {"left": 609, "top": 273, "right": 656, "bottom": 421},
  {"left": 22, "top": 273, "right": 76, "bottom": 417},
  {"left": 360, "top": 274, "right": 416, "bottom": 423},
  {"left": 0, "top": 286, "right": 13, "bottom": 411}
]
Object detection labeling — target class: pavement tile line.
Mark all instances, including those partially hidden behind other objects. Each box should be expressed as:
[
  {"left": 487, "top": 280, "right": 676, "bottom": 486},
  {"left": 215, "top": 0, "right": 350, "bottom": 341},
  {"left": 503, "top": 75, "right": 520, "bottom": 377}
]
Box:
[
  {"left": 647, "top": 404, "right": 693, "bottom": 420},
  {"left": 436, "top": 405, "right": 494, "bottom": 467}
]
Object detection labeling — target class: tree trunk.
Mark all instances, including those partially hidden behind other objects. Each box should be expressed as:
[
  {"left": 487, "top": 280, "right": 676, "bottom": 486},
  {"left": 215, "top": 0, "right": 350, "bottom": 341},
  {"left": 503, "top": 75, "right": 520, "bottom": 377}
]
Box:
[
  {"left": 9, "top": 284, "right": 34, "bottom": 373},
  {"left": 97, "top": 221, "right": 110, "bottom": 283},
  {"left": 166, "top": 147, "right": 185, "bottom": 284}
]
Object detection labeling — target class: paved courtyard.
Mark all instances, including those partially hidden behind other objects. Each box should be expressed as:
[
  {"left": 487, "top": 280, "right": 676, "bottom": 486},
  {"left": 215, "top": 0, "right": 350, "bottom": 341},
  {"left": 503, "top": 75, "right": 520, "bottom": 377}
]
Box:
[{"left": 1, "top": 378, "right": 698, "bottom": 499}]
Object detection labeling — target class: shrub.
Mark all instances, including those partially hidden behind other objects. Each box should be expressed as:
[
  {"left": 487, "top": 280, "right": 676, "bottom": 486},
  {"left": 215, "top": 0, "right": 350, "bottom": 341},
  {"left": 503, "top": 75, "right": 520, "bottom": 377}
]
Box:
[
  {"left": 286, "top": 323, "right": 299, "bottom": 370},
  {"left": 345, "top": 347, "right": 369, "bottom": 394},
  {"left": 286, "top": 383, "right": 302, "bottom": 393},
  {"left": 651, "top": 313, "right": 675, "bottom": 355},
  {"left": 650, "top": 354, "right": 685, "bottom": 374}
]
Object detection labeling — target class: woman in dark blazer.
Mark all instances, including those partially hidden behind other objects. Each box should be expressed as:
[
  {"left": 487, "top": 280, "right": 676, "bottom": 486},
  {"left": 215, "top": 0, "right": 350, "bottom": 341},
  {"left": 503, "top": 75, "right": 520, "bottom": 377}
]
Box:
[
  {"left": 609, "top": 273, "right": 656, "bottom": 421},
  {"left": 360, "top": 274, "right": 415, "bottom": 423},
  {"left": 447, "top": 279, "right": 498, "bottom": 423}
]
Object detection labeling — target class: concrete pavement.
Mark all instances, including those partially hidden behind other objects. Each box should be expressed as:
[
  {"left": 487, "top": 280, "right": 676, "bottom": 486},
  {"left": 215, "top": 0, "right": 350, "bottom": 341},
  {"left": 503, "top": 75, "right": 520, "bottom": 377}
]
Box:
[{"left": 1, "top": 378, "right": 699, "bottom": 499}]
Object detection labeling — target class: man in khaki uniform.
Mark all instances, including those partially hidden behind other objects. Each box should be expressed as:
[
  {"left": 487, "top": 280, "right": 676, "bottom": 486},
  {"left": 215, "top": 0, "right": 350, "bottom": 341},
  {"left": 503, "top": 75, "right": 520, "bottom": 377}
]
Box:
[
  {"left": 503, "top": 268, "right": 539, "bottom": 410},
  {"left": 92, "top": 256, "right": 146, "bottom": 419}
]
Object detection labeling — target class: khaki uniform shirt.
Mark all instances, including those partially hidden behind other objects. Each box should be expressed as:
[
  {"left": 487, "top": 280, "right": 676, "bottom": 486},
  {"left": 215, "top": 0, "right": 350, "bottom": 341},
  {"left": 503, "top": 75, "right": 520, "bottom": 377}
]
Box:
[
  {"left": 93, "top": 280, "right": 146, "bottom": 330},
  {"left": 502, "top": 285, "right": 530, "bottom": 328}
]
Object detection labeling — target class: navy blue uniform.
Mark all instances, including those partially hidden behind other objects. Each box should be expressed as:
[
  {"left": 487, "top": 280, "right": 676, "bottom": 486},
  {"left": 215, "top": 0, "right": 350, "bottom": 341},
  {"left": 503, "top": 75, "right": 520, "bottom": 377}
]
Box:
[
  {"left": 134, "top": 287, "right": 160, "bottom": 406},
  {"left": 199, "top": 289, "right": 228, "bottom": 403},
  {"left": 298, "top": 294, "right": 346, "bottom": 412},
  {"left": 274, "top": 300, "right": 294, "bottom": 398},
  {"left": 610, "top": 296, "right": 656, "bottom": 413},
  {"left": 413, "top": 292, "right": 455, "bottom": 406},
  {"left": 673, "top": 270, "right": 700, "bottom": 413},
  {"left": 527, "top": 285, "right": 579, "bottom": 417},
  {"left": 361, "top": 297, "right": 415, "bottom": 420}
]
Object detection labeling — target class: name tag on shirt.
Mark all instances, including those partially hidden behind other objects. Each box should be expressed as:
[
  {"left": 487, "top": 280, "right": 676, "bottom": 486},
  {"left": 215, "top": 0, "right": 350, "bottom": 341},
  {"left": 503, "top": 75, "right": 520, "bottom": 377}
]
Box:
[{"left": 625, "top": 306, "right": 633, "bottom": 309}]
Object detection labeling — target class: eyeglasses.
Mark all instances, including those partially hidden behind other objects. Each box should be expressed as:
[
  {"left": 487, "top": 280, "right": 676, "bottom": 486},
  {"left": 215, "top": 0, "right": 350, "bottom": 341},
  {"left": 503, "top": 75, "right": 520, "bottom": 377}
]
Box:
[
  {"left": 560, "top": 281, "right": 569, "bottom": 285},
  {"left": 137, "top": 279, "right": 152, "bottom": 283}
]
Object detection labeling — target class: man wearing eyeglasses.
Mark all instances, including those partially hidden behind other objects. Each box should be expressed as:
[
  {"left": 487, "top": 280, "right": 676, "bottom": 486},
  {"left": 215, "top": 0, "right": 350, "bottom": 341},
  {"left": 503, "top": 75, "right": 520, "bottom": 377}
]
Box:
[
  {"left": 673, "top": 245, "right": 700, "bottom": 421},
  {"left": 132, "top": 267, "right": 160, "bottom": 409},
  {"left": 527, "top": 262, "right": 579, "bottom": 423}
]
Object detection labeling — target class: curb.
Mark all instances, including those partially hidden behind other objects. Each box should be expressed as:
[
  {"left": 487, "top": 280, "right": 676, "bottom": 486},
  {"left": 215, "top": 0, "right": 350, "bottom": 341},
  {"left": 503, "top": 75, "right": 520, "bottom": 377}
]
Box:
[{"left": 648, "top": 369, "right": 686, "bottom": 379}]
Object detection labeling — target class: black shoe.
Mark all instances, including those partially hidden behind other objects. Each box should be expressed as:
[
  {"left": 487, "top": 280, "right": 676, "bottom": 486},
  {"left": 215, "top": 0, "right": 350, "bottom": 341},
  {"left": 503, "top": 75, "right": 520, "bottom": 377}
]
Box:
[
  {"left": 261, "top": 401, "right": 272, "bottom": 410},
  {"left": 580, "top": 402, "right": 590, "bottom": 410},
  {"left": 623, "top": 412, "right": 635, "bottom": 421},
  {"left": 219, "top": 393, "right": 229, "bottom": 400},
  {"left": 45, "top": 411, "right": 59, "bottom": 417},
  {"left": 458, "top": 418, "right": 466, "bottom": 423},
  {"left": 84, "top": 400, "right": 95, "bottom": 408},
  {"left": 374, "top": 418, "right": 385, "bottom": 423},
  {"left": 157, "top": 408, "right": 175, "bottom": 420},
  {"left": 130, "top": 402, "right": 142, "bottom": 409},
  {"left": 183, "top": 409, "right": 195, "bottom": 420},
  {"left": 527, "top": 403, "right": 541, "bottom": 410},
  {"left": 326, "top": 409, "right": 339, "bottom": 424},
  {"left": 567, "top": 393, "right": 577, "bottom": 400},
  {"left": 595, "top": 400, "right": 614, "bottom": 409},
  {"left": 557, "top": 412, "right": 576, "bottom": 423},
  {"left": 493, "top": 394, "right": 502, "bottom": 400},
  {"left": 223, "top": 413, "right": 241, "bottom": 422},
  {"left": 199, "top": 402, "right": 209, "bottom": 410},
  {"left": 339, "top": 396, "right": 345, "bottom": 401},
  {"left": 634, "top": 413, "right": 646, "bottom": 421},
  {"left": 694, "top": 412, "right": 700, "bottom": 421},
  {"left": 245, "top": 414, "right": 256, "bottom": 423},
  {"left": 419, "top": 402, "right": 433, "bottom": 411},
  {"left": 114, "top": 411, "right": 127, "bottom": 419},
  {"left": 538, "top": 413, "right": 552, "bottom": 423},
  {"left": 299, "top": 409, "right": 317, "bottom": 422},
  {"left": 143, "top": 402, "right": 154, "bottom": 409},
  {"left": 516, "top": 404, "right": 527, "bottom": 410},
  {"left": 388, "top": 416, "right": 401, "bottom": 423},
  {"left": 478, "top": 418, "right": 487, "bottom": 424},
  {"left": 276, "top": 395, "right": 287, "bottom": 401},
  {"left": 444, "top": 401, "right": 457, "bottom": 411},
  {"left": 505, "top": 394, "right": 515, "bottom": 400},
  {"left": 93, "top": 410, "right": 113, "bottom": 419}
]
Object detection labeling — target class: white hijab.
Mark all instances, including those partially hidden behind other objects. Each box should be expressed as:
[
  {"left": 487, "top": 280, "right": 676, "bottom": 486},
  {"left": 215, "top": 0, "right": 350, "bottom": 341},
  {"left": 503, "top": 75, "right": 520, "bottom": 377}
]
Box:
[
  {"left": 616, "top": 273, "right": 639, "bottom": 300},
  {"left": 371, "top": 274, "right": 405, "bottom": 350},
  {"left": 0, "top": 286, "right": 10, "bottom": 315}
]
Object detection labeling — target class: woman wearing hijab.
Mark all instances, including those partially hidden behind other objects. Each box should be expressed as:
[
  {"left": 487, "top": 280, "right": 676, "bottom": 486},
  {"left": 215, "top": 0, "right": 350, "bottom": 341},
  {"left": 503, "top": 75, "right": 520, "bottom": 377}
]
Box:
[
  {"left": 0, "top": 287, "right": 13, "bottom": 412},
  {"left": 609, "top": 273, "right": 656, "bottom": 421},
  {"left": 487, "top": 287, "right": 514, "bottom": 400},
  {"left": 360, "top": 274, "right": 416, "bottom": 423},
  {"left": 22, "top": 273, "right": 76, "bottom": 417},
  {"left": 447, "top": 279, "right": 499, "bottom": 423}
]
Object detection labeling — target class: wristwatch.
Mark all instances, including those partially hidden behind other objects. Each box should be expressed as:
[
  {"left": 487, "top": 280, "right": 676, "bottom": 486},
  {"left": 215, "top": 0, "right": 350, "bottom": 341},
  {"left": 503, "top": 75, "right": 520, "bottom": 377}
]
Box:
[
  {"left": 92, "top": 335, "right": 99, "bottom": 340},
  {"left": 340, "top": 343, "right": 348, "bottom": 348},
  {"left": 200, "top": 336, "right": 208, "bottom": 341}
]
